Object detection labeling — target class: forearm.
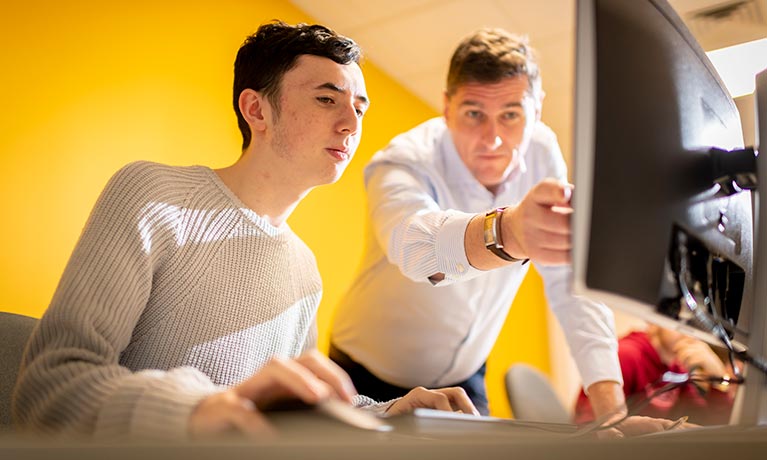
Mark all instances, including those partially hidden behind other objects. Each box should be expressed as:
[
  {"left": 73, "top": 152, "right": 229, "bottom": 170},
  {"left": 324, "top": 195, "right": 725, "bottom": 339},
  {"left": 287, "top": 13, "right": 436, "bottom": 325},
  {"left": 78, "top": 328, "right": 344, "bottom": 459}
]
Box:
[
  {"left": 469, "top": 179, "right": 575, "bottom": 269},
  {"left": 586, "top": 380, "right": 626, "bottom": 419},
  {"left": 541, "top": 267, "right": 623, "bottom": 389},
  {"left": 388, "top": 209, "right": 475, "bottom": 282},
  {"left": 465, "top": 211, "right": 525, "bottom": 271},
  {"left": 15, "top": 314, "right": 219, "bottom": 439},
  {"left": 367, "top": 165, "right": 482, "bottom": 284}
]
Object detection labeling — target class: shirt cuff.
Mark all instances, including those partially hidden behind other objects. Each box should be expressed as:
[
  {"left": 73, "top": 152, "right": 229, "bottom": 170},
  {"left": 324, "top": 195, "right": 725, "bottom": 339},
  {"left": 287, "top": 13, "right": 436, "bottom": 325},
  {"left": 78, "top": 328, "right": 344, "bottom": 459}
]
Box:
[
  {"left": 434, "top": 211, "right": 483, "bottom": 284},
  {"left": 94, "top": 367, "right": 221, "bottom": 441},
  {"left": 353, "top": 394, "right": 398, "bottom": 415},
  {"left": 577, "top": 347, "right": 624, "bottom": 392}
]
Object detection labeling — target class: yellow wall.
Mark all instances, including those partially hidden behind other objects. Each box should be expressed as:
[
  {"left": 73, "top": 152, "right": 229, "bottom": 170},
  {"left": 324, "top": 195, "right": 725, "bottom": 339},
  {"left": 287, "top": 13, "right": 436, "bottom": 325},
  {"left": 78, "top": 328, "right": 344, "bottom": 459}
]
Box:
[{"left": 0, "top": 0, "right": 549, "bottom": 418}]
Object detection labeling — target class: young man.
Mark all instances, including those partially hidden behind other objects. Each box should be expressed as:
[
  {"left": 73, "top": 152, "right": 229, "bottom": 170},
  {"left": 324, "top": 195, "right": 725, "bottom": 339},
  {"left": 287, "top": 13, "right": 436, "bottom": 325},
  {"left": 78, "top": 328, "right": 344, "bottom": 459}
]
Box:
[
  {"left": 330, "top": 27, "right": 628, "bottom": 422},
  {"left": 12, "top": 21, "right": 475, "bottom": 441}
]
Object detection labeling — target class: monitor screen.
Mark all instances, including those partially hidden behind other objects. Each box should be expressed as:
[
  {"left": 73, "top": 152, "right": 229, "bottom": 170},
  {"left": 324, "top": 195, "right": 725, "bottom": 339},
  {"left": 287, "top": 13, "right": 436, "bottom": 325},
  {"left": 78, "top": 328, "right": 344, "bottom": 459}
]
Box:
[{"left": 572, "top": 0, "right": 754, "bottom": 352}]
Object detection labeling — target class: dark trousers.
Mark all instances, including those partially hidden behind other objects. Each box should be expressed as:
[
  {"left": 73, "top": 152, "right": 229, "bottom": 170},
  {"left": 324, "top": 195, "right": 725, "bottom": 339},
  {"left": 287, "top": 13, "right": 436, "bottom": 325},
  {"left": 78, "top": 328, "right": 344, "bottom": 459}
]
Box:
[{"left": 329, "top": 343, "right": 490, "bottom": 415}]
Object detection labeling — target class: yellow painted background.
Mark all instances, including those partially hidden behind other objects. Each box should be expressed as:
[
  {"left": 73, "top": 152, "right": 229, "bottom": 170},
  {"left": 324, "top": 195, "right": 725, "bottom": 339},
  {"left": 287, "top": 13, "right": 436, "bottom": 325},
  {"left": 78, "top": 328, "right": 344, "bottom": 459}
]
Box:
[{"left": 0, "top": 0, "right": 550, "bottom": 418}]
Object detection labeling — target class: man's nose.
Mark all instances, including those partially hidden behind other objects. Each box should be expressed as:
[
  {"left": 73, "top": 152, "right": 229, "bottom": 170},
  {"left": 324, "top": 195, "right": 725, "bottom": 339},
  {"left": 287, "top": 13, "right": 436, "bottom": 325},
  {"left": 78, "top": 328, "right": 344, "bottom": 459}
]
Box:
[
  {"left": 481, "top": 122, "right": 502, "bottom": 150},
  {"left": 338, "top": 104, "right": 361, "bottom": 135}
]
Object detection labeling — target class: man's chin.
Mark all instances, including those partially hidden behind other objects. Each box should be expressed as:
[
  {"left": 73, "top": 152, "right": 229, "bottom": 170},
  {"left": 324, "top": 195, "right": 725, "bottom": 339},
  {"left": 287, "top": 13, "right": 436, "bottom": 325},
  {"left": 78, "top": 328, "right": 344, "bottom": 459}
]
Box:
[
  {"left": 315, "top": 169, "right": 347, "bottom": 188},
  {"left": 477, "top": 173, "right": 508, "bottom": 189}
]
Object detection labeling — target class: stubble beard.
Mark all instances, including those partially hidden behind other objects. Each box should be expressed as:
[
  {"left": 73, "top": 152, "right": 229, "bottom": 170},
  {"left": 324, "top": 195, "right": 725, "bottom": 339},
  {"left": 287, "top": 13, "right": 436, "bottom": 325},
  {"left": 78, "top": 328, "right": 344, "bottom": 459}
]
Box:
[{"left": 269, "top": 118, "right": 341, "bottom": 190}]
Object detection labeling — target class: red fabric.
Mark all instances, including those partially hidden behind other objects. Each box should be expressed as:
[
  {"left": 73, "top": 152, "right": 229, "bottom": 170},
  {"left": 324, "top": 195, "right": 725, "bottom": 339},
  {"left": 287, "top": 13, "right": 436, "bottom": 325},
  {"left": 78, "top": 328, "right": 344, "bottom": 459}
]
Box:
[{"left": 573, "top": 331, "right": 734, "bottom": 425}]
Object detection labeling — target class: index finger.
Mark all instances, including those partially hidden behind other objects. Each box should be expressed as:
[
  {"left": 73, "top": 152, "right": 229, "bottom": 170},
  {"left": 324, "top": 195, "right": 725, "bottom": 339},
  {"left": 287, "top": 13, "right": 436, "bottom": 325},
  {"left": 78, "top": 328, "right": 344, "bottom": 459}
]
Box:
[
  {"left": 439, "top": 388, "right": 480, "bottom": 416},
  {"left": 235, "top": 356, "right": 331, "bottom": 405},
  {"left": 529, "top": 179, "right": 573, "bottom": 207},
  {"left": 296, "top": 350, "right": 356, "bottom": 403}
]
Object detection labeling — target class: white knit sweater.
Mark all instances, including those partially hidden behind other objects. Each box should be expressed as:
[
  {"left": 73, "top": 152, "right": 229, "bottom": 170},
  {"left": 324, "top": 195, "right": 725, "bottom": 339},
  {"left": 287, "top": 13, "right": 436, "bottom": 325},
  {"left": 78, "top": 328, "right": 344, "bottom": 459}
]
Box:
[{"left": 12, "top": 161, "right": 329, "bottom": 439}]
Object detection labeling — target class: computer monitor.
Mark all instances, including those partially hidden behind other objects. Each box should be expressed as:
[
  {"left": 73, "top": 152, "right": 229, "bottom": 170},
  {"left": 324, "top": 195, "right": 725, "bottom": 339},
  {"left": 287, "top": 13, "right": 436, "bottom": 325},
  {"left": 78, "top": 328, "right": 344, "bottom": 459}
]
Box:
[{"left": 571, "top": 0, "right": 766, "bottom": 424}]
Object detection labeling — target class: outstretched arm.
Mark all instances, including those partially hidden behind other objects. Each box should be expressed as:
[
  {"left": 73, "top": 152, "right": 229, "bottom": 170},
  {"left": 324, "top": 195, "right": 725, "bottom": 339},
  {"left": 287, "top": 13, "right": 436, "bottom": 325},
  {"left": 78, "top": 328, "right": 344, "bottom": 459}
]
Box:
[
  {"left": 586, "top": 380, "right": 626, "bottom": 420},
  {"left": 465, "top": 178, "right": 573, "bottom": 270}
]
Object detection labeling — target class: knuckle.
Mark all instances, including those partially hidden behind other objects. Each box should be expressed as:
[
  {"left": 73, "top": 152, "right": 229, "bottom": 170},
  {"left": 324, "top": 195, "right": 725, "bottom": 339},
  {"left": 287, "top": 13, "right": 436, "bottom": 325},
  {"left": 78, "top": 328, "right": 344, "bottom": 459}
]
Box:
[{"left": 268, "top": 355, "right": 286, "bottom": 366}]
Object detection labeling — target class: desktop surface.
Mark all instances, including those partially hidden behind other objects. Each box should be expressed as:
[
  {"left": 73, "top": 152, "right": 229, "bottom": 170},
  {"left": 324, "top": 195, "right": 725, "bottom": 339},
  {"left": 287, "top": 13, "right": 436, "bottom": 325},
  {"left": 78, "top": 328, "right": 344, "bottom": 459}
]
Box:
[{"left": 2, "top": 410, "right": 766, "bottom": 460}]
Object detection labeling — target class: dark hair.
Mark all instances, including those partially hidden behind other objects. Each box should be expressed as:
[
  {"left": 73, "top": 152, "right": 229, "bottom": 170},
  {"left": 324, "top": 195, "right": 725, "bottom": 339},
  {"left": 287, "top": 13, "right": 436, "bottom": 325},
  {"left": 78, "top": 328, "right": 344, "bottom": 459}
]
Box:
[
  {"left": 446, "top": 28, "right": 541, "bottom": 101},
  {"left": 233, "top": 21, "right": 362, "bottom": 150}
]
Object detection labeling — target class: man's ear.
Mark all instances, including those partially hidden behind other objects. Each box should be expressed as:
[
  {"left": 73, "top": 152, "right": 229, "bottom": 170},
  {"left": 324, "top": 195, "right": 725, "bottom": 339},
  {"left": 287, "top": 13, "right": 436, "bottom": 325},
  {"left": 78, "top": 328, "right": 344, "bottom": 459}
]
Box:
[
  {"left": 442, "top": 90, "right": 450, "bottom": 119},
  {"left": 238, "top": 89, "right": 268, "bottom": 133}
]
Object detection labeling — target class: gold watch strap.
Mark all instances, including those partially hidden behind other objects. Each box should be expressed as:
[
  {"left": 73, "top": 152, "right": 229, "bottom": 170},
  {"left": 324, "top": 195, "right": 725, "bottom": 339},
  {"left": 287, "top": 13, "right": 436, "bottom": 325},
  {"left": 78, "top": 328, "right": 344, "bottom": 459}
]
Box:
[{"left": 483, "top": 207, "right": 525, "bottom": 263}]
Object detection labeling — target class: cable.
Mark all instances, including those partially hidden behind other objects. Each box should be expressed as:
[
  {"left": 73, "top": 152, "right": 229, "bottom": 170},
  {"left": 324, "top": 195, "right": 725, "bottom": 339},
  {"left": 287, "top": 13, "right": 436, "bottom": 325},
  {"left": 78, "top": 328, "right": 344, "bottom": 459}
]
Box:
[
  {"left": 570, "top": 369, "right": 744, "bottom": 438},
  {"left": 677, "top": 234, "right": 767, "bottom": 376},
  {"left": 572, "top": 228, "right": 763, "bottom": 438},
  {"left": 569, "top": 381, "right": 684, "bottom": 438}
]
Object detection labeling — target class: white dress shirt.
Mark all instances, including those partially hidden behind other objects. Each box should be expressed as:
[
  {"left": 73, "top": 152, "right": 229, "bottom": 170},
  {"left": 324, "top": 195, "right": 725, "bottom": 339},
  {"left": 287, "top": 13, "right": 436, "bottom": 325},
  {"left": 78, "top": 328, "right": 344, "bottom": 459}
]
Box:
[{"left": 332, "top": 117, "right": 622, "bottom": 390}]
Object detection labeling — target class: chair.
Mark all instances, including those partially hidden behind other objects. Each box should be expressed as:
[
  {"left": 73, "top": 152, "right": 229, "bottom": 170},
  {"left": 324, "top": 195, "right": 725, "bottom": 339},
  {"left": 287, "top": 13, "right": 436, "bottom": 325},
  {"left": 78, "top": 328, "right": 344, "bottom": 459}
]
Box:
[
  {"left": 0, "top": 311, "right": 38, "bottom": 430},
  {"left": 505, "top": 363, "right": 571, "bottom": 424}
]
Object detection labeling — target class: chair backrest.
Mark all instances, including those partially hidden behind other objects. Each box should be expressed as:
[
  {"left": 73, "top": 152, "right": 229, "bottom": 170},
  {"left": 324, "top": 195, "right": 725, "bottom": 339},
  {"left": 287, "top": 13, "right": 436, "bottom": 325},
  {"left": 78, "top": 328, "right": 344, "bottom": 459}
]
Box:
[
  {"left": 505, "top": 363, "right": 571, "bottom": 424},
  {"left": 0, "top": 311, "right": 38, "bottom": 430}
]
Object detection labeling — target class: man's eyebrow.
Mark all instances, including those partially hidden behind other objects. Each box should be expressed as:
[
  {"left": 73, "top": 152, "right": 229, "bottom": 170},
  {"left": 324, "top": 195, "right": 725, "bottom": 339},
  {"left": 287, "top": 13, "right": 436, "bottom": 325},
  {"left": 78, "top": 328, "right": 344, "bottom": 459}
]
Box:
[
  {"left": 316, "top": 82, "right": 370, "bottom": 107},
  {"left": 459, "top": 99, "right": 523, "bottom": 109}
]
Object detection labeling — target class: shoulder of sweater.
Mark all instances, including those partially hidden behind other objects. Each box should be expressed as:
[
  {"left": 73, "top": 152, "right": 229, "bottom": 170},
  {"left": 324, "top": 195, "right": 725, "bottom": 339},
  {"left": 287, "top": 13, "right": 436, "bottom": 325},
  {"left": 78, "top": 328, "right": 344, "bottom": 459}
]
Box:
[
  {"left": 112, "top": 161, "right": 207, "bottom": 187},
  {"left": 288, "top": 231, "right": 319, "bottom": 264},
  {"left": 87, "top": 162, "right": 221, "bottom": 241},
  {"left": 104, "top": 161, "right": 210, "bottom": 203}
]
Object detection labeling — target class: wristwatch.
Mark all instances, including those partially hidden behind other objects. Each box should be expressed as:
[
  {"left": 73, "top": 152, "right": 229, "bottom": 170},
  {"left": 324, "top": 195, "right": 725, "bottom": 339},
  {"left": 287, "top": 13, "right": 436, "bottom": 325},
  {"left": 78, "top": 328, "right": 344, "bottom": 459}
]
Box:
[{"left": 483, "top": 207, "right": 527, "bottom": 263}]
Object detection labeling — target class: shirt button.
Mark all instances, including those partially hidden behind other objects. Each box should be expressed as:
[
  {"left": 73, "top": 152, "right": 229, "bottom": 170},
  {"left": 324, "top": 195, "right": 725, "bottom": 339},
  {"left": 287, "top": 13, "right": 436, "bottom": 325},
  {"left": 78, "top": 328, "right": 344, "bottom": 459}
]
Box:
[{"left": 457, "top": 263, "right": 466, "bottom": 273}]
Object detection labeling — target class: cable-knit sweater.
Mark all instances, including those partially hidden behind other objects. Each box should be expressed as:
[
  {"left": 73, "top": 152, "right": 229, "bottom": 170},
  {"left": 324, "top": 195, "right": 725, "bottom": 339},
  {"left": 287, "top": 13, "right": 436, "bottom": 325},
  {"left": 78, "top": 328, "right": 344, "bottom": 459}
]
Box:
[{"left": 12, "top": 161, "right": 330, "bottom": 439}]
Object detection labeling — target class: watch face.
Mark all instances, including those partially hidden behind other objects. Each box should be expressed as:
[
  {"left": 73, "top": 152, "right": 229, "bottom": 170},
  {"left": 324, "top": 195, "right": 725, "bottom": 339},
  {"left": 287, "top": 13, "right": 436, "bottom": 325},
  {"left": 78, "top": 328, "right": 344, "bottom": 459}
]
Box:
[
  {"left": 484, "top": 210, "right": 500, "bottom": 247},
  {"left": 483, "top": 208, "right": 522, "bottom": 262}
]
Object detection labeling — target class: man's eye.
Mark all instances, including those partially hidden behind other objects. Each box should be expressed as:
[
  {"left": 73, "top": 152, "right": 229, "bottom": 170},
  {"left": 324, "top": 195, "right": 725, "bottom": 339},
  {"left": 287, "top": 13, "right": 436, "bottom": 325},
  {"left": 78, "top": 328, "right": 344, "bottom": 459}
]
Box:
[
  {"left": 466, "top": 111, "right": 483, "bottom": 119},
  {"left": 503, "top": 112, "right": 521, "bottom": 120},
  {"left": 317, "top": 97, "right": 334, "bottom": 104}
]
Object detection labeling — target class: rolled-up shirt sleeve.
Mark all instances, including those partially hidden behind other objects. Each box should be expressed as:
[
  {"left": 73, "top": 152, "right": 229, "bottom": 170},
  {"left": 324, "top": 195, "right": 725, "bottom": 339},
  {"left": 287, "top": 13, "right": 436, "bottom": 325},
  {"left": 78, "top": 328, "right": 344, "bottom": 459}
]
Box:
[
  {"left": 538, "top": 264, "right": 624, "bottom": 390},
  {"left": 365, "top": 162, "right": 483, "bottom": 285}
]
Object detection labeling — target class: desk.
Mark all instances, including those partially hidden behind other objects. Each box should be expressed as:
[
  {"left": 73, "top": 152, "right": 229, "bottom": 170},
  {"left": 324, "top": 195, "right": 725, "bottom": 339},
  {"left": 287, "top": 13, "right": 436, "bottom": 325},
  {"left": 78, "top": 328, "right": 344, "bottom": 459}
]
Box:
[{"left": 1, "top": 411, "right": 766, "bottom": 460}]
